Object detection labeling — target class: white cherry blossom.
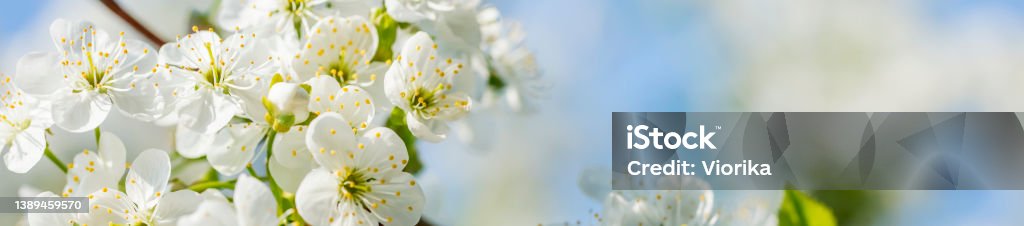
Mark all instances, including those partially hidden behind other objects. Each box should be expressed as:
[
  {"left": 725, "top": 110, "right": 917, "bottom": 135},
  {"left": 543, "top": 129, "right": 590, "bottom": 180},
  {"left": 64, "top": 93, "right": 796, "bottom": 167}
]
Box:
[
  {"left": 292, "top": 15, "right": 392, "bottom": 111},
  {"left": 384, "top": 32, "right": 471, "bottom": 142},
  {"left": 60, "top": 132, "right": 126, "bottom": 198},
  {"left": 158, "top": 28, "right": 271, "bottom": 134},
  {"left": 15, "top": 19, "right": 161, "bottom": 132},
  {"left": 77, "top": 149, "right": 201, "bottom": 225},
  {"left": 295, "top": 112, "right": 424, "bottom": 226},
  {"left": 0, "top": 74, "right": 53, "bottom": 173}
]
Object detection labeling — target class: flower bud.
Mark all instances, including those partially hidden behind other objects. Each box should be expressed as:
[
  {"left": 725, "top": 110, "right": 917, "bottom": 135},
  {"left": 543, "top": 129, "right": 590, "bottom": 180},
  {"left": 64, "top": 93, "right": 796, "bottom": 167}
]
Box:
[{"left": 266, "top": 82, "right": 310, "bottom": 124}]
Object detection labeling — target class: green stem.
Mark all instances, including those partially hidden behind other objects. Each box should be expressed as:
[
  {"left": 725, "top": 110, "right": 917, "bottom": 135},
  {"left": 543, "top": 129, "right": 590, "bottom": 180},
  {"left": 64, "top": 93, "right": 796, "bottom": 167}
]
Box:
[
  {"left": 284, "top": 192, "right": 306, "bottom": 225},
  {"left": 202, "top": 167, "right": 219, "bottom": 182},
  {"left": 264, "top": 131, "right": 286, "bottom": 216},
  {"left": 246, "top": 165, "right": 259, "bottom": 178},
  {"left": 43, "top": 145, "right": 67, "bottom": 174},
  {"left": 188, "top": 180, "right": 236, "bottom": 192},
  {"left": 385, "top": 107, "right": 423, "bottom": 174},
  {"left": 93, "top": 127, "right": 101, "bottom": 147}
]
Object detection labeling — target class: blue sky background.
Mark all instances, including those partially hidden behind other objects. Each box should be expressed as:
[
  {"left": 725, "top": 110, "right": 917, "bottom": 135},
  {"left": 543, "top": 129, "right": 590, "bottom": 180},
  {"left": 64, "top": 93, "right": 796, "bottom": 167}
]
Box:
[{"left": 4, "top": 0, "right": 1024, "bottom": 225}]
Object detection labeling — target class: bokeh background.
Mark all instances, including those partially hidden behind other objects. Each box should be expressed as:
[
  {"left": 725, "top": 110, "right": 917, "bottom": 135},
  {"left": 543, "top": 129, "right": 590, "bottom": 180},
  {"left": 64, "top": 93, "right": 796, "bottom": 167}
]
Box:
[{"left": 4, "top": 0, "right": 1024, "bottom": 225}]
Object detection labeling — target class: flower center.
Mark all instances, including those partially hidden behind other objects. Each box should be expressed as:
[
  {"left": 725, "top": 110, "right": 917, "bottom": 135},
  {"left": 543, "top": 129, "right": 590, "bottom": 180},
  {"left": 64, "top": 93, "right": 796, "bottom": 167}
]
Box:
[
  {"left": 337, "top": 169, "right": 374, "bottom": 203},
  {"left": 202, "top": 65, "right": 225, "bottom": 89},
  {"left": 407, "top": 84, "right": 445, "bottom": 117},
  {"left": 196, "top": 42, "right": 230, "bottom": 94},
  {"left": 287, "top": 0, "right": 308, "bottom": 13},
  {"left": 326, "top": 54, "right": 357, "bottom": 85},
  {"left": 82, "top": 51, "right": 109, "bottom": 93}
]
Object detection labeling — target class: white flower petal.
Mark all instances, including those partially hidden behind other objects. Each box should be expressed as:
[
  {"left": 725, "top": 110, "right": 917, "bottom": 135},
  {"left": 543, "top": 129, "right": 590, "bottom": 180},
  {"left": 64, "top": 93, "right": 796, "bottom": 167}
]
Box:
[
  {"left": 14, "top": 52, "right": 65, "bottom": 96},
  {"left": 179, "top": 89, "right": 241, "bottom": 134},
  {"left": 434, "top": 92, "right": 471, "bottom": 120},
  {"left": 272, "top": 127, "right": 313, "bottom": 168},
  {"left": 399, "top": 32, "right": 437, "bottom": 76},
  {"left": 308, "top": 76, "right": 341, "bottom": 114},
  {"left": 158, "top": 40, "right": 191, "bottom": 68},
  {"left": 119, "top": 39, "right": 158, "bottom": 73},
  {"left": 159, "top": 31, "right": 222, "bottom": 70},
  {"left": 235, "top": 174, "right": 278, "bottom": 226},
  {"left": 52, "top": 91, "right": 112, "bottom": 133},
  {"left": 268, "top": 155, "right": 313, "bottom": 193},
  {"left": 328, "top": 0, "right": 379, "bottom": 18},
  {"left": 61, "top": 133, "right": 125, "bottom": 197},
  {"left": 177, "top": 196, "right": 238, "bottom": 226},
  {"left": 153, "top": 190, "right": 202, "bottom": 224},
  {"left": 306, "top": 112, "right": 358, "bottom": 171},
  {"left": 65, "top": 152, "right": 113, "bottom": 197},
  {"left": 110, "top": 75, "right": 165, "bottom": 121},
  {"left": 360, "top": 62, "right": 393, "bottom": 110},
  {"left": 207, "top": 124, "right": 264, "bottom": 175},
  {"left": 357, "top": 127, "right": 408, "bottom": 177},
  {"left": 2, "top": 127, "right": 45, "bottom": 173},
  {"left": 174, "top": 124, "right": 230, "bottom": 158},
  {"left": 126, "top": 149, "right": 171, "bottom": 211},
  {"left": 335, "top": 85, "right": 375, "bottom": 131},
  {"left": 97, "top": 132, "right": 127, "bottom": 177},
  {"left": 430, "top": 7, "right": 483, "bottom": 52},
  {"left": 230, "top": 75, "right": 271, "bottom": 123},
  {"left": 337, "top": 201, "right": 379, "bottom": 226},
  {"left": 385, "top": 0, "right": 430, "bottom": 22},
  {"left": 49, "top": 18, "right": 94, "bottom": 54},
  {"left": 405, "top": 113, "right": 448, "bottom": 142},
  {"left": 78, "top": 190, "right": 132, "bottom": 226},
  {"left": 295, "top": 168, "right": 341, "bottom": 226},
  {"left": 215, "top": 0, "right": 263, "bottom": 31},
  {"left": 294, "top": 16, "right": 378, "bottom": 83},
  {"left": 384, "top": 61, "right": 411, "bottom": 111},
  {"left": 368, "top": 172, "right": 425, "bottom": 226}
]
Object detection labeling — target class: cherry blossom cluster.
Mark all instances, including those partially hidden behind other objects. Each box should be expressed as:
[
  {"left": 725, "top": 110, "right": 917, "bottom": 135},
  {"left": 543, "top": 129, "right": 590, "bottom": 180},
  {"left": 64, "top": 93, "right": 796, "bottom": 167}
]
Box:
[{"left": 5, "top": 0, "right": 543, "bottom": 225}]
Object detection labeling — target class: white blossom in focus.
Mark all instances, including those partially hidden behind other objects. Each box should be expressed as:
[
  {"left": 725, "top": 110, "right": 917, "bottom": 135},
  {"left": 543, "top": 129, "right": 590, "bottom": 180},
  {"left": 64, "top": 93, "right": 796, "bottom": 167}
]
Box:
[
  {"left": 295, "top": 112, "right": 424, "bottom": 226},
  {"left": 293, "top": 16, "right": 393, "bottom": 109},
  {"left": 384, "top": 32, "right": 471, "bottom": 142},
  {"left": 158, "top": 28, "right": 271, "bottom": 134}
]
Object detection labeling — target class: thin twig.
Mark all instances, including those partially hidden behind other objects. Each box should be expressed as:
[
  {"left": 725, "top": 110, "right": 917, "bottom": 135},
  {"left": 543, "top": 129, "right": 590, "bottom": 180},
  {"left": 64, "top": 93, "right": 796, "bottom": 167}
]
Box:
[
  {"left": 43, "top": 145, "right": 67, "bottom": 174},
  {"left": 98, "top": 0, "right": 166, "bottom": 46}
]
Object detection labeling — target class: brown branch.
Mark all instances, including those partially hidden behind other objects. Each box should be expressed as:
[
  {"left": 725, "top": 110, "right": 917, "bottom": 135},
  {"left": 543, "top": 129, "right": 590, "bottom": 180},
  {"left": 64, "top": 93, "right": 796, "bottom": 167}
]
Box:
[{"left": 98, "top": 0, "right": 166, "bottom": 46}]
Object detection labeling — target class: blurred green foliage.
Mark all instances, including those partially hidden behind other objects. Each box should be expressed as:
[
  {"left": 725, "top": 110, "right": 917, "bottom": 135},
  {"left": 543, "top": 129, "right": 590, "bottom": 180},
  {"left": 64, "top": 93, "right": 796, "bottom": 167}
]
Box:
[
  {"left": 778, "top": 190, "right": 837, "bottom": 226},
  {"left": 811, "top": 190, "right": 885, "bottom": 226}
]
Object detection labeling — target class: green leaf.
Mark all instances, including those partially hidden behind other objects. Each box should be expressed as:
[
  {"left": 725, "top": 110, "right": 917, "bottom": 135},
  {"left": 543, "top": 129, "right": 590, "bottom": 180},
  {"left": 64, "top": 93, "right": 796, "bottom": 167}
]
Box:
[{"left": 778, "top": 190, "right": 837, "bottom": 226}]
